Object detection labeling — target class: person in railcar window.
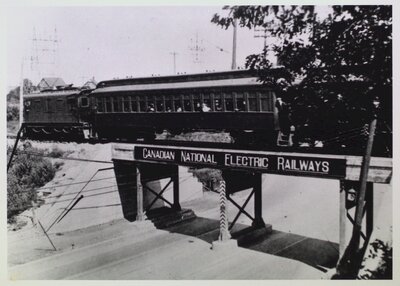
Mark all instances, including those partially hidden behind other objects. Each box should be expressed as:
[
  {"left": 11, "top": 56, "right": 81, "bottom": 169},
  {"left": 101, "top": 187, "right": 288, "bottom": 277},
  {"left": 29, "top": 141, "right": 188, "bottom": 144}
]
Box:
[
  {"left": 174, "top": 98, "right": 182, "bottom": 112},
  {"left": 195, "top": 102, "right": 201, "bottom": 111},
  {"left": 225, "top": 97, "right": 234, "bottom": 111},
  {"left": 215, "top": 99, "right": 222, "bottom": 111},
  {"left": 235, "top": 96, "right": 246, "bottom": 111},
  {"left": 165, "top": 98, "right": 172, "bottom": 112},
  {"left": 147, "top": 103, "right": 155, "bottom": 112},
  {"left": 201, "top": 103, "right": 211, "bottom": 112},
  {"left": 183, "top": 96, "right": 191, "bottom": 111}
]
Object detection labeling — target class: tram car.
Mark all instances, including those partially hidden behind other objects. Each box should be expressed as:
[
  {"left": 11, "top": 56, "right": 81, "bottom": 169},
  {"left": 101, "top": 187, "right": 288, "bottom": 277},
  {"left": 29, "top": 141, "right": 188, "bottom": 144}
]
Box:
[
  {"left": 89, "top": 70, "right": 280, "bottom": 144},
  {"left": 22, "top": 70, "right": 281, "bottom": 145},
  {"left": 23, "top": 87, "right": 92, "bottom": 141}
]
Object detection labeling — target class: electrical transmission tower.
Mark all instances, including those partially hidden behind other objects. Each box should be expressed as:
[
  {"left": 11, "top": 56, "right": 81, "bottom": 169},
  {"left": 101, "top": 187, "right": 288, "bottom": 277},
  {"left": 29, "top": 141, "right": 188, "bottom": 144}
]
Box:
[
  {"left": 254, "top": 27, "right": 269, "bottom": 52},
  {"left": 30, "top": 27, "right": 59, "bottom": 82},
  {"left": 189, "top": 32, "right": 205, "bottom": 64},
  {"left": 254, "top": 22, "right": 275, "bottom": 55}
]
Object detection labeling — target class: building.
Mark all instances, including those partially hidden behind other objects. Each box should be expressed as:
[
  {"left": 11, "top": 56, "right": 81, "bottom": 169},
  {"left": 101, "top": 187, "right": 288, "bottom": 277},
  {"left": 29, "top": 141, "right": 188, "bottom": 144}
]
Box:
[
  {"left": 37, "top": 77, "right": 66, "bottom": 91},
  {"left": 82, "top": 77, "right": 97, "bottom": 90}
]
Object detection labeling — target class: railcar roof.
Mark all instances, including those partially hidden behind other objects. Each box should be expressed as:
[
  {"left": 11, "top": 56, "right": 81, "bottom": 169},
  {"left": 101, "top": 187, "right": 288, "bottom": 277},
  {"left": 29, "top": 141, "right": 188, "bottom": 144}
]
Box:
[
  {"left": 24, "top": 90, "right": 81, "bottom": 99},
  {"left": 92, "top": 77, "right": 263, "bottom": 94},
  {"left": 96, "top": 70, "right": 258, "bottom": 87}
]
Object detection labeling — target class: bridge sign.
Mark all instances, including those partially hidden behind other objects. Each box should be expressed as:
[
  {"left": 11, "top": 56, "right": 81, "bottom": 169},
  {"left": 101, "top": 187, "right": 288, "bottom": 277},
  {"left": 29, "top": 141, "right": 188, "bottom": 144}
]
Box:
[{"left": 130, "top": 145, "right": 347, "bottom": 179}]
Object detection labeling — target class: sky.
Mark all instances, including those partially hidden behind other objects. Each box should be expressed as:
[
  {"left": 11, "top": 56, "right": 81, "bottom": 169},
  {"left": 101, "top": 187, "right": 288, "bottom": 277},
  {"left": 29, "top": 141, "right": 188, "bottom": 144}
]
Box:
[{"left": 6, "top": 6, "right": 276, "bottom": 88}]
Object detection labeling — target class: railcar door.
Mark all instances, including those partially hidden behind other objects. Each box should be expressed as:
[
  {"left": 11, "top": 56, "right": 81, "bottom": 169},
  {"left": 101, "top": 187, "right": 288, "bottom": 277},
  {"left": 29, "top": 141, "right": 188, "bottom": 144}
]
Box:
[
  {"left": 77, "top": 94, "right": 91, "bottom": 122},
  {"left": 66, "top": 95, "right": 79, "bottom": 121}
]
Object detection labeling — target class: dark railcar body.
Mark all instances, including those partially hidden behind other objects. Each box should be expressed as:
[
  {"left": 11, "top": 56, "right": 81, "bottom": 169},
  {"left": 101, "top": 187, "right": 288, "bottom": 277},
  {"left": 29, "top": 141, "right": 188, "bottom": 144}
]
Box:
[
  {"left": 90, "top": 70, "right": 279, "bottom": 143},
  {"left": 23, "top": 89, "right": 91, "bottom": 139}
]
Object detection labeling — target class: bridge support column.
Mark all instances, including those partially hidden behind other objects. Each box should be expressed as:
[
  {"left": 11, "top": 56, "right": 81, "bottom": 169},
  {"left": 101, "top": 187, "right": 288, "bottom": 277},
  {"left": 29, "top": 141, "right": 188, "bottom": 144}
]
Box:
[
  {"left": 218, "top": 179, "right": 231, "bottom": 241},
  {"left": 172, "top": 165, "right": 181, "bottom": 211},
  {"left": 136, "top": 164, "right": 145, "bottom": 222},
  {"left": 339, "top": 180, "right": 347, "bottom": 258},
  {"left": 338, "top": 180, "right": 375, "bottom": 264},
  {"left": 252, "top": 173, "right": 265, "bottom": 228},
  {"left": 212, "top": 178, "right": 237, "bottom": 250}
]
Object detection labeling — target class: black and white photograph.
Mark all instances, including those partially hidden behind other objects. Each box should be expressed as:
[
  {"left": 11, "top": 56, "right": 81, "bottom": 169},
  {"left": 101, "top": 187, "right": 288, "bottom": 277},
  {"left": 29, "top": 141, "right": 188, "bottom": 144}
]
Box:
[{"left": 2, "top": 0, "right": 396, "bottom": 282}]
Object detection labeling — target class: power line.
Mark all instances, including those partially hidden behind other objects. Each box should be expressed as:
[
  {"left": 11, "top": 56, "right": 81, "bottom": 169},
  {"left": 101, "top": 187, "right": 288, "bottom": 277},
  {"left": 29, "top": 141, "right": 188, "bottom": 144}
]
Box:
[
  {"left": 64, "top": 203, "right": 122, "bottom": 210},
  {"left": 45, "top": 167, "right": 113, "bottom": 232},
  {"left": 203, "top": 39, "right": 230, "bottom": 54},
  {"left": 15, "top": 150, "right": 113, "bottom": 164}
]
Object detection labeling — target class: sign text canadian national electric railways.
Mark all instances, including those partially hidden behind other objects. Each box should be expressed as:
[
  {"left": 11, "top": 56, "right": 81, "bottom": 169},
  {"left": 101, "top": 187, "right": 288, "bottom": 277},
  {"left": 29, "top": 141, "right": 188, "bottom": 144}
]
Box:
[{"left": 136, "top": 146, "right": 345, "bottom": 178}]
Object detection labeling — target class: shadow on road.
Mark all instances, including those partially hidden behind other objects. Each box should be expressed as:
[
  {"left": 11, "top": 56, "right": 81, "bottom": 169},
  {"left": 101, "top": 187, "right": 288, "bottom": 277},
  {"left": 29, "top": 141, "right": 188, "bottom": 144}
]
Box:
[{"left": 149, "top": 212, "right": 339, "bottom": 272}]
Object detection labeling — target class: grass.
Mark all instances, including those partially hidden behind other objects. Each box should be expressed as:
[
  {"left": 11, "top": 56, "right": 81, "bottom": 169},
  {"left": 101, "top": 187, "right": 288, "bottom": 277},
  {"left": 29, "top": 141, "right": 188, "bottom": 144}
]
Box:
[{"left": 7, "top": 144, "right": 57, "bottom": 223}]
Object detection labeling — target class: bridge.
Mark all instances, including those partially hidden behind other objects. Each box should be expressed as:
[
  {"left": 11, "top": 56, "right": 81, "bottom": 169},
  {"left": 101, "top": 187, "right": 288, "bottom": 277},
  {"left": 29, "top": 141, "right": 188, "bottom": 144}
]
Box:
[{"left": 111, "top": 142, "right": 392, "bottom": 256}]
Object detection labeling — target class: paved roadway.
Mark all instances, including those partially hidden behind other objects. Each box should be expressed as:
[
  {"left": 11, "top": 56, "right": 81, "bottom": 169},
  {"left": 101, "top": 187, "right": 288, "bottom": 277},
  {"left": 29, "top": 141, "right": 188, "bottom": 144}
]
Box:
[
  {"left": 8, "top": 157, "right": 391, "bottom": 279},
  {"left": 9, "top": 222, "right": 325, "bottom": 280}
]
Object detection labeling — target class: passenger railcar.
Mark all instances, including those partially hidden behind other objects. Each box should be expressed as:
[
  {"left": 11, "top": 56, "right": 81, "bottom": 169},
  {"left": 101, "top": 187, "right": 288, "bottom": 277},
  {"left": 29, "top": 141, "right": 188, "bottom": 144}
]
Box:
[{"left": 90, "top": 70, "right": 280, "bottom": 144}]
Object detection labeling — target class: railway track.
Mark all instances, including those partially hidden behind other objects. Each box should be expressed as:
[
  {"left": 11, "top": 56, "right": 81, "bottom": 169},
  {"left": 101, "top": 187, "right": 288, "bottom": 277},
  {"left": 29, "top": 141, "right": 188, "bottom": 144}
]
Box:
[{"left": 7, "top": 133, "right": 389, "bottom": 157}]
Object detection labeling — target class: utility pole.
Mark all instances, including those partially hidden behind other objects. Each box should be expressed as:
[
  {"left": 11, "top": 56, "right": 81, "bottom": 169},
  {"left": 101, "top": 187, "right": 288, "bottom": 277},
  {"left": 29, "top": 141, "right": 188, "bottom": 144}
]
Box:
[
  {"left": 19, "top": 59, "right": 24, "bottom": 129},
  {"left": 170, "top": 51, "right": 178, "bottom": 74},
  {"left": 231, "top": 19, "right": 237, "bottom": 70}
]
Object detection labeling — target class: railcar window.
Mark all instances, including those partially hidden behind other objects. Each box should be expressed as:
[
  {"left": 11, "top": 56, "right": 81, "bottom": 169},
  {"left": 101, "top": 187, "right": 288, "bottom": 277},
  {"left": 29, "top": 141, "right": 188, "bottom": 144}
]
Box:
[
  {"left": 96, "top": 98, "right": 104, "bottom": 112},
  {"left": 112, "top": 97, "right": 122, "bottom": 112},
  {"left": 146, "top": 97, "right": 155, "bottom": 112},
  {"left": 260, "top": 93, "right": 272, "bottom": 112},
  {"left": 45, "top": 99, "right": 49, "bottom": 112},
  {"left": 174, "top": 96, "right": 182, "bottom": 112},
  {"left": 45, "top": 99, "right": 55, "bottom": 112},
  {"left": 56, "top": 99, "right": 64, "bottom": 111},
  {"left": 165, "top": 97, "right": 173, "bottom": 112},
  {"left": 34, "top": 100, "right": 42, "bottom": 111},
  {"left": 67, "top": 98, "right": 76, "bottom": 111},
  {"left": 214, "top": 94, "right": 222, "bottom": 111},
  {"left": 225, "top": 94, "right": 234, "bottom": 111},
  {"left": 156, "top": 97, "right": 164, "bottom": 112},
  {"left": 183, "top": 95, "right": 191, "bottom": 112},
  {"left": 193, "top": 95, "right": 201, "bottom": 111},
  {"left": 139, "top": 99, "right": 146, "bottom": 112},
  {"left": 236, "top": 93, "right": 246, "bottom": 111},
  {"left": 203, "top": 94, "right": 211, "bottom": 110},
  {"left": 123, "top": 96, "right": 130, "bottom": 112},
  {"left": 248, "top": 93, "right": 257, "bottom": 111},
  {"left": 130, "top": 96, "right": 138, "bottom": 112},
  {"left": 81, "top": 97, "right": 89, "bottom": 107},
  {"left": 105, "top": 98, "right": 112, "bottom": 112}
]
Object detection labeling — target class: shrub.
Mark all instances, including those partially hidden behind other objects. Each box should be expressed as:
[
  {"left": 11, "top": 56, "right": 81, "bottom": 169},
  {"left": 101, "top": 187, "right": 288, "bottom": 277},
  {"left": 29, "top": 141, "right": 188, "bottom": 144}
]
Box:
[
  {"left": 7, "top": 104, "right": 19, "bottom": 121},
  {"left": 358, "top": 239, "right": 392, "bottom": 279},
  {"left": 191, "top": 168, "right": 222, "bottom": 191},
  {"left": 47, "top": 147, "right": 65, "bottom": 158},
  {"left": 7, "top": 145, "right": 56, "bottom": 222}
]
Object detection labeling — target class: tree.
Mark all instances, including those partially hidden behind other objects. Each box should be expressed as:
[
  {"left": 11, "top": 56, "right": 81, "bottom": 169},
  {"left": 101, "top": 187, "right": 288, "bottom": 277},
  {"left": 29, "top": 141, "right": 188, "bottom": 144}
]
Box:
[
  {"left": 7, "top": 78, "right": 35, "bottom": 103},
  {"left": 212, "top": 5, "right": 392, "bottom": 155}
]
